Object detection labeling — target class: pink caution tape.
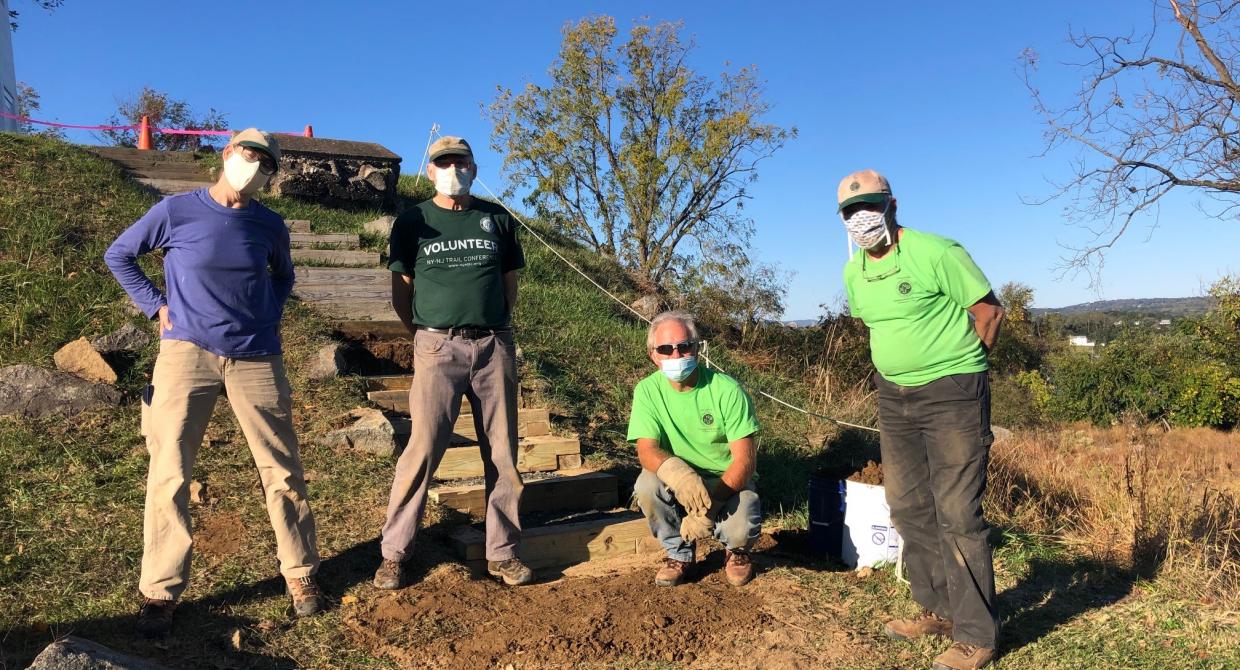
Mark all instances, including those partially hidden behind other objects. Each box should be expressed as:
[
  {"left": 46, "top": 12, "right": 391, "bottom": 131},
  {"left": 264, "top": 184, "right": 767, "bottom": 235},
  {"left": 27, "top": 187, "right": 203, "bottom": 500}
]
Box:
[{"left": 1, "top": 111, "right": 308, "bottom": 137}]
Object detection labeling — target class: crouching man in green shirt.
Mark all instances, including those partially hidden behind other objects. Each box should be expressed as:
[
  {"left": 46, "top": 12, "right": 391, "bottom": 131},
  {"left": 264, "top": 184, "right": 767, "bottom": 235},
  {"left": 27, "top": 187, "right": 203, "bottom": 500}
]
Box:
[
  {"left": 627, "top": 311, "right": 761, "bottom": 588},
  {"left": 838, "top": 169, "right": 1005, "bottom": 670}
]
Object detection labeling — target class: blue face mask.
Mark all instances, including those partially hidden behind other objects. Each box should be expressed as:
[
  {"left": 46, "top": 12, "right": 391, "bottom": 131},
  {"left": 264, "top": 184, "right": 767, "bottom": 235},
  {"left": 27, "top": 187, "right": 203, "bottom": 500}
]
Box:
[{"left": 661, "top": 356, "right": 698, "bottom": 382}]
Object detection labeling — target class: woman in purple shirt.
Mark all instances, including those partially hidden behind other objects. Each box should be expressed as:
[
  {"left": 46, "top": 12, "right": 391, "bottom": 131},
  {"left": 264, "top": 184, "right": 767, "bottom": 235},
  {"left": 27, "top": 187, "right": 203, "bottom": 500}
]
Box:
[{"left": 105, "top": 129, "right": 322, "bottom": 637}]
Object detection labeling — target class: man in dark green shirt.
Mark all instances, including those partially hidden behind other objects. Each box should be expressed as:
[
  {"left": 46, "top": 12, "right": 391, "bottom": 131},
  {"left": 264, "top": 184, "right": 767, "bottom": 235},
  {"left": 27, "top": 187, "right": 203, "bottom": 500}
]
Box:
[{"left": 374, "top": 136, "right": 533, "bottom": 588}]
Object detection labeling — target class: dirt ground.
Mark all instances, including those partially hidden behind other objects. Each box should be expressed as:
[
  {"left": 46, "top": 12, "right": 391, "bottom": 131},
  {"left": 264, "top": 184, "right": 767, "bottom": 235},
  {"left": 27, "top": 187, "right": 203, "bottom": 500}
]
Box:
[{"left": 340, "top": 534, "right": 870, "bottom": 670}]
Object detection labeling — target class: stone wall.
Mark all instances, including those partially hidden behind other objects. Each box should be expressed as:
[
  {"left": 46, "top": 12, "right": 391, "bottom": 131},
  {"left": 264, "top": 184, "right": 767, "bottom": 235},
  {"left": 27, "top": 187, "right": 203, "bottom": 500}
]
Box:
[{"left": 268, "top": 135, "right": 402, "bottom": 210}]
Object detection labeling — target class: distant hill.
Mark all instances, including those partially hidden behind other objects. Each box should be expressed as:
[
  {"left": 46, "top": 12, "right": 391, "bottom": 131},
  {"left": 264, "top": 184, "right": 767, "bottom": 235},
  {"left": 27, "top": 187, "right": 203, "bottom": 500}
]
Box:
[{"left": 1033, "top": 296, "right": 1213, "bottom": 318}]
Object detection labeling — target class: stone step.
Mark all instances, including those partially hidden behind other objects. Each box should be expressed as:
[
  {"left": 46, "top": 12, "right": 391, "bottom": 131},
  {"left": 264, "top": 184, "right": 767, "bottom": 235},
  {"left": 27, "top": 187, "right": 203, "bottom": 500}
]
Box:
[
  {"left": 289, "top": 233, "right": 360, "bottom": 249},
  {"left": 450, "top": 510, "right": 658, "bottom": 570},
  {"left": 290, "top": 249, "right": 380, "bottom": 267},
  {"left": 407, "top": 433, "right": 581, "bottom": 480},
  {"left": 388, "top": 407, "right": 550, "bottom": 440},
  {"left": 430, "top": 469, "right": 618, "bottom": 517}
]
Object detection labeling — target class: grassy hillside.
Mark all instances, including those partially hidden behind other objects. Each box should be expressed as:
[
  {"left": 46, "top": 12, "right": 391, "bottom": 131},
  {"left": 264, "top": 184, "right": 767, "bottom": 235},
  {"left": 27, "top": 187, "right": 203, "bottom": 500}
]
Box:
[{"left": 1, "top": 134, "right": 1236, "bottom": 669}]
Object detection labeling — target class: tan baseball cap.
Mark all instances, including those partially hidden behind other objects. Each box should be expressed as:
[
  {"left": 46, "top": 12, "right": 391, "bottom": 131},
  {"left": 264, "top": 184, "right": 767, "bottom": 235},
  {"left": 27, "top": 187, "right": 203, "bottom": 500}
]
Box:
[
  {"left": 230, "top": 128, "right": 281, "bottom": 167},
  {"left": 429, "top": 136, "right": 473, "bottom": 161},
  {"left": 837, "top": 169, "right": 892, "bottom": 211}
]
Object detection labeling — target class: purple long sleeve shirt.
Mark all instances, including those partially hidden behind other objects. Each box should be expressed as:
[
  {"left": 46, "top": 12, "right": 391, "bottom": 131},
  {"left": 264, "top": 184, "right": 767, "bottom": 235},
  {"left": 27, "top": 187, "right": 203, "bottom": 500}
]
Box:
[{"left": 104, "top": 188, "right": 294, "bottom": 358}]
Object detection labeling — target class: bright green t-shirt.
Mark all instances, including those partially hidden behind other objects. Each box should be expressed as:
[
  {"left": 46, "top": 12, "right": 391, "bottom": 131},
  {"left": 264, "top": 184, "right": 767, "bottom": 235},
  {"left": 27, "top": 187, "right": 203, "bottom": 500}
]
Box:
[
  {"left": 626, "top": 367, "right": 760, "bottom": 476},
  {"left": 843, "top": 228, "right": 991, "bottom": 387},
  {"left": 388, "top": 199, "right": 525, "bottom": 328}
]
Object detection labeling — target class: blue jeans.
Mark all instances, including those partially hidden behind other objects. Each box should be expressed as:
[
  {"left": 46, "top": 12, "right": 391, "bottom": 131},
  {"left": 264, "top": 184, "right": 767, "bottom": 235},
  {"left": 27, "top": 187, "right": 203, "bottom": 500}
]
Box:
[{"left": 632, "top": 469, "right": 761, "bottom": 561}]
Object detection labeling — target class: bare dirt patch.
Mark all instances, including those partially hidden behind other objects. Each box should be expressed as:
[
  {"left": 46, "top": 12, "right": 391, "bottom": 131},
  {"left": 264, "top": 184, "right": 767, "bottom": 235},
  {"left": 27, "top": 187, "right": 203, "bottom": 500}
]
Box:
[{"left": 195, "top": 511, "right": 245, "bottom": 558}]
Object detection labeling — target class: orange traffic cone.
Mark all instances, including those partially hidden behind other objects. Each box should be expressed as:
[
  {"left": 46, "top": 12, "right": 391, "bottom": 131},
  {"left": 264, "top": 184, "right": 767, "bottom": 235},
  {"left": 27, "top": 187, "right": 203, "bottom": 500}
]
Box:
[
  {"left": 303, "top": 124, "right": 313, "bottom": 138},
  {"left": 137, "top": 115, "right": 153, "bottom": 150}
]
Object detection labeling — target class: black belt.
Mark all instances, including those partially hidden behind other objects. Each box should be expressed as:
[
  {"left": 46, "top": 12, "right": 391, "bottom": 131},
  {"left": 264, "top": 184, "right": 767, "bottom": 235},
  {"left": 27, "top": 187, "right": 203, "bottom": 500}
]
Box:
[{"left": 418, "top": 325, "right": 511, "bottom": 340}]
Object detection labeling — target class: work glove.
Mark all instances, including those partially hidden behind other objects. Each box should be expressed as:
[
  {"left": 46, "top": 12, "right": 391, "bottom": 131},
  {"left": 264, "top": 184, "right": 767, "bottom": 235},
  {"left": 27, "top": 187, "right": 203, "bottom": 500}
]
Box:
[
  {"left": 678, "top": 478, "right": 735, "bottom": 541},
  {"left": 655, "top": 457, "right": 713, "bottom": 515}
]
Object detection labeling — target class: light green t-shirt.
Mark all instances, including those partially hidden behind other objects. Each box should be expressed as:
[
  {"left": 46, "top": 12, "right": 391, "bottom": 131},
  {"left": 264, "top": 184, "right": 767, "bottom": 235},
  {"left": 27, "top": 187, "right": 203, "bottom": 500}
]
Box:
[
  {"left": 626, "top": 367, "right": 760, "bottom": 476},
  {"left": 843, "top": 228, "right": 991, "bottom": 387}
]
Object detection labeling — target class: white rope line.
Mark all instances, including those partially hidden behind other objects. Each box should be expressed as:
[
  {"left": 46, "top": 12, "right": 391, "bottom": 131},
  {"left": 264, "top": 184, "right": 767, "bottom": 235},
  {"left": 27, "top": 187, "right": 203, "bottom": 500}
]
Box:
[
  {"left": 440, "top": 127, "right": 879, "bottom": 434},
  {"left": 413, "top": 122, "right": 439, "bottom": 188}
]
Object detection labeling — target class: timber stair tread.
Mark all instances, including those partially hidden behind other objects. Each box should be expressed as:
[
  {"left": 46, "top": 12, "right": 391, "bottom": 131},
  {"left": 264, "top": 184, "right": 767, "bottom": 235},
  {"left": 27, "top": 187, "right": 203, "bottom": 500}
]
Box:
[
  {"left": 450, "top": 509, "right": 659, "bottom": 570},
  {"left": 289, "top": 232, "right": 360, "bottom": 249},
  {"left": 430, "top": 469, "right": 619, "bottom": 517},
  {"left": 422, "top": 433, "right": 583, "bottom": 480},
  {"left": 290, "top": 249, "right": 380, "bottom": 267}
]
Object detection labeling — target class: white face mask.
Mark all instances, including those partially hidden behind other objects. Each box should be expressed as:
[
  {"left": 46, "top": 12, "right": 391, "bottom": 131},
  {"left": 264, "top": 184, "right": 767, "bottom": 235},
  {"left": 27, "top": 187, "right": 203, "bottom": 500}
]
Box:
[
  {"left": 660, "top": 356, "right": 698, "bottom": 382},
  {"left": 433, "top": 165, "right": 473, "bottom": 196},
  {"left": 223, "top": 150, "right": 270, "bottom": 195},
  {"left": 841, "top": 203, "right": 892, "bottom": 249}
]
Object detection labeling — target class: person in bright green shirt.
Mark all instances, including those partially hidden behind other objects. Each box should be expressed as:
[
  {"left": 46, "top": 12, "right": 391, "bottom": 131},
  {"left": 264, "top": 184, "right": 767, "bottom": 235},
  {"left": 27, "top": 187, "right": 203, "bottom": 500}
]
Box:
[
  {"left": 627, "top": 311, "right": 761, "bottom": 588},
  {"left": 838, "top": 169, "right": 1005, "bottom": 670}
]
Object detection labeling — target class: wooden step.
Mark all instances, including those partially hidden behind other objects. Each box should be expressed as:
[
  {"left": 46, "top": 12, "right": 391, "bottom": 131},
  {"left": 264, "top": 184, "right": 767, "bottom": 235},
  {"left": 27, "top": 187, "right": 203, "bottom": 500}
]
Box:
[
  {"left": 294, "top": 267, "right": 388, "bottom": 287},
  {"left": 302, "top": 298, "right": 393, "bottom": 319},
  {"left": 374, "top": 391, "right": 552, "bottom": 422},
  {"left": 362, "top": 375, "right": 412, "bottom": 392},
  {"left": 290, "top": 249, "right": 380, "bottom": 267},
  {"left": 389, "top": 407, "right": 550, "bottom": 440},
  {"left": 286, "top": 219, "right": 311, "bottom": 233},
  {"left": 413, "top": 434, "right": 581, "bottom": 480},
  {"left": 430, "top": 470, "right": 618, "bottom": 517},
  {"left": 136, "top": 178, "right": 212, "bottom": 195},
  {"left": 293, "top": 286, "right": 389, "bottom": 302},
  {"left": 451, "top": 510, "right": 657, "bottom": 570},
  {"left": 289, "top": 232, "right": 360, "bottom": 249}
]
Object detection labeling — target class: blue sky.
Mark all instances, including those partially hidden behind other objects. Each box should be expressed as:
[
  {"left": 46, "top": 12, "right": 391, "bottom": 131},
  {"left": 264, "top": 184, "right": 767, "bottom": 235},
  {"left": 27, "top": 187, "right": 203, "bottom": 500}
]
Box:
[{"left": 10, "top": 0, "right": 1238, "bottom": 319}]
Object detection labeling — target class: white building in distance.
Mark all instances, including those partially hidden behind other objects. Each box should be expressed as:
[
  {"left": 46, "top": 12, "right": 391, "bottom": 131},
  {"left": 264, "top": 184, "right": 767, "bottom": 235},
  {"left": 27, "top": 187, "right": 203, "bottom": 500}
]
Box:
[{"left": 0, "top": 0, "right": 16, "bottom": 132}]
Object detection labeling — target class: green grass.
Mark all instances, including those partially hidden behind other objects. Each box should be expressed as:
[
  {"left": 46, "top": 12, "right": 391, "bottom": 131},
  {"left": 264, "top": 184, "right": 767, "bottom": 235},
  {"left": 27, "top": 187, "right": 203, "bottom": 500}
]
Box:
[{"left": 2, "top": 134, "right": 1237, "bottom": 669}]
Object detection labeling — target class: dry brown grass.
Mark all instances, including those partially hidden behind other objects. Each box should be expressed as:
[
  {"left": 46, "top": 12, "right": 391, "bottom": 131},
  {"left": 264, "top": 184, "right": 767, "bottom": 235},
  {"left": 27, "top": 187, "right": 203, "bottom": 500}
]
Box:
[{"left": 988, "top": 424, "right": 1240, "bottom": 604}]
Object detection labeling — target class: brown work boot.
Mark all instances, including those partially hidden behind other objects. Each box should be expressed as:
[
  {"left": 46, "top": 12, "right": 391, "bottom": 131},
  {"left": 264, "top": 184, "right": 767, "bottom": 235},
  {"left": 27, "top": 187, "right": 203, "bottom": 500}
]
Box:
[
  {"left": 723, "top": 549, "right": 754, "bottom": 586},
  {"left": 286, "top": 575, "right": 324, "bottom": 618},
  {"left": 654, "top": 557, "right": 693, "bottom": 587},
  {"left": 884, "top": 610, "right": 954, "bottom": 640},
  {"left": 487, "top": 557, "right": 535, "bottom": 586},
  {"left": 373, "top": 559, "right": 410, "bottom": 590},
  {"left": 136, "top": 597, "right": 176, "bottom": 638},
  {"left": 932, "top": 642, "right": 995, "bottom": 670}
]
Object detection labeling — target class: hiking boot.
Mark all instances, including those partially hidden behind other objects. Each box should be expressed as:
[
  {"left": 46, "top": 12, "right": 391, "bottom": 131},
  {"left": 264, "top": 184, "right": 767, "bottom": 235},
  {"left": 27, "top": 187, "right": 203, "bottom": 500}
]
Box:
[
  {"left": 723, "top": 549, "right": 754, "bottom": 586},
  {"left": 286, "top": 575, "right": 324, "bottom": 618},
  {"left": 884, "top": 610, "right": 954, "bottom": 640},
  {"left": 137, "top": 597, "right": 176, "bottom": 638},
  {"left": 487, "top": 557, "right": 535, "bottom": 586},
  {"left": 654, "top": 557, "right": 693, "bottom": 587},
  {"left": 373, "top": 559, "right": 410, "bottom": 590},
  {"left": 932, "top": 643, "right": 996, "bottom": 670}
]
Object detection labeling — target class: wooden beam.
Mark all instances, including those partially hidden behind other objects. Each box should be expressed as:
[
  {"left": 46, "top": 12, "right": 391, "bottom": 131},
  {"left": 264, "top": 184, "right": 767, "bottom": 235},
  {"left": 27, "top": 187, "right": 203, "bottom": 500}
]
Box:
[
  {"left": 389, "top": 408, "right": 551, "bottom": 440},
  {"left": 286, "top": 219, "right": 311, "bottom": 233},
  {"left": 429, "top": 470, "right": 618, "bottom": 517},
  {"left": 295, "top": 267, "right": 390, "bottom": 287},
  {"left": 291, "top": 249, "right": 380, "bottom": 267},
  {"left": 362, "top": 374, "right": 413, "bottom": 392},
  {"left": 304, "top": 299, "right": 394, "bottom": 320},
  {"left": 293, "top": 286, "right": 391, "bottom": 302},
  {"left": 289, "top": 233, "right": 360, "bottom": 249},
  {"left": 426, "top": 434, "right": 580, "bottom": 480},
  {"left": 450, "top": 511, "right": 656, "bottom": 568},
  {"left": 332, "top": 321, "right": 411, "bottom": 339}
]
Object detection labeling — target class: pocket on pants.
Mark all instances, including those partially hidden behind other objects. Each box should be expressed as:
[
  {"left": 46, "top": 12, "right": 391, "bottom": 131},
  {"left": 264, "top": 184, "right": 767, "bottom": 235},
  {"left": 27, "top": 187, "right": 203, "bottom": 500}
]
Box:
[
  {"left": 140, "top": 384, "right": 154, "bottom": 437},
  {"left": 415, "top": 331, "right": 447, "bottom": 356},
  {"left": 945, "top": 372, "right": 983, "bottom": 399}
]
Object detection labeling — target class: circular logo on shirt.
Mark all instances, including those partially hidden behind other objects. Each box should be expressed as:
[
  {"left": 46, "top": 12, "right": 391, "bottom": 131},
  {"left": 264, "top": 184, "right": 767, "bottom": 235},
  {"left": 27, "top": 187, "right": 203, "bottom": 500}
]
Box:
[
  {"left": 480, "top": 216, "right": 495, "bottom": 233},
  {"left": 702, "top": 413, "right": 714, "bottom": 426},
  {"left": 898, "top": 281, "right": 912, "bottom": 295}
]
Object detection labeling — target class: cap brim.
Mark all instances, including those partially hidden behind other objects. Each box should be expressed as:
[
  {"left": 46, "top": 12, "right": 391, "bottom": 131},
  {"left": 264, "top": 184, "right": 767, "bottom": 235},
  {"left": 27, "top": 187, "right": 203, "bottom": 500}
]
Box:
[
  {"left": 237, "top": 140, "right": 279, "bottom": 167},
  {"left": 429, "top": 148, "right": 473, "bottom": 161},
  {"left": 837, "top": 192, "right": 889, "bottom": 212}
]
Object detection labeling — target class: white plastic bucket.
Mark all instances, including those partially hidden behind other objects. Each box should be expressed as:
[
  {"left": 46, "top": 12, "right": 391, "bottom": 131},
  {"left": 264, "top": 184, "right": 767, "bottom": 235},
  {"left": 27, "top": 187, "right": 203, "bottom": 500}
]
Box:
[{"left": 839, "top": 479, "right": 901, "bottom": 569}]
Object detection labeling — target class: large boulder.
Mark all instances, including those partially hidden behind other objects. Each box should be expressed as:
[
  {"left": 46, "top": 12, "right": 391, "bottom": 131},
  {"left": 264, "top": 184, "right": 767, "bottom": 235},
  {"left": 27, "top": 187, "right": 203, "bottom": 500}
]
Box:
[
  {"left": 26, "top": 636, "right": 170, "bottom": 669},
  {"left": 320, "top": 408, "right": 396, "bottom": 457},
  {"left": 53, "top": 338, "right": 117, "bottom": 385},
  {"left": 266, "top": 136, "right": 402, "bottom": 210},
  {"left": 362, "top": 215, "right": 397, "bottom": 237},
  {"left": 90, "top": 323, "right": 153, "bottom": 354},
  {"left": 629, "top": 294, "right": 664, "bottom": 321},
  {"left": 0, "top": 364, "right": 120, "bottom": 419}
]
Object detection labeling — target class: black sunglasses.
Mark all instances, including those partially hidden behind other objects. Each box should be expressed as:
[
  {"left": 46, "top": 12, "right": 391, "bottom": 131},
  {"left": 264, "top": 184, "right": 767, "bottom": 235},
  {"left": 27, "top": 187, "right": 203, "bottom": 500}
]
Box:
[{"left": 652, "top": 341, "right": 698, "bottom": 356}]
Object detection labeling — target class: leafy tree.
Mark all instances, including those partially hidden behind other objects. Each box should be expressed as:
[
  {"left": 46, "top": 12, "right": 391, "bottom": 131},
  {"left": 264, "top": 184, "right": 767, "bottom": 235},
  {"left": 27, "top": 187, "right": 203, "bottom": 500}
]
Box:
[
  {"left": 1023, "top": 0, "right": 1240, "bottom": 281},
  {"left": 101, "top": 86, "right": 228, "bottom": 152},
  {"left": 14, "top": 82, "right": 65, "bottom": 139},
  {"left": 488, "top": 16, "right": 794, "bottom": 291},
  {"left": 989, "top": 281, "right": 1051, "bottom": 374},
  {"left": 8, "top": 0, "right": 63, "bottom": 32}
]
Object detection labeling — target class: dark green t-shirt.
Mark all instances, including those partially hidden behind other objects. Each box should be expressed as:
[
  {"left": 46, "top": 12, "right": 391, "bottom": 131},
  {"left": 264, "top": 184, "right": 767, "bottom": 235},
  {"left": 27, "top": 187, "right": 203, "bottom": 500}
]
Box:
[{"left": 388, "top": 199, "right": 525, "bottom": 328}]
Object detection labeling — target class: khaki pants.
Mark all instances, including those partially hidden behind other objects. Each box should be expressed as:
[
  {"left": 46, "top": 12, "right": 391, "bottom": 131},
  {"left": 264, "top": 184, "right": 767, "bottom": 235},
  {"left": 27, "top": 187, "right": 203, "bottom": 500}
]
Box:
[
  {"left": 380, "top": 329, "right": 523, "bottom": 563},
  {"left": 139, "top": 339, "right": 319, "bottom": 601}
]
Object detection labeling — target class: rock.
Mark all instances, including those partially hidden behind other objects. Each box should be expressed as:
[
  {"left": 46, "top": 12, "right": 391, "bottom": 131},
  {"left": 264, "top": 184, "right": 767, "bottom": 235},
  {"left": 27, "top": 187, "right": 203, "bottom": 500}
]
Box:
[
  {"left": 362, "top": 215, "right": 397, "bottom": 237},
  {"left": 53, "top": 338, "right": 118, "bottom": 384},
  {"left": 0, "top": 364, "right": 121, "bottom": 419},
  {"left": 266, "top": 136, "right": 402, "bottom": 210},
  {"left": 27, "top": 635, "right": 171, "bottom": 669},
  {"left": 189, "top": 480, "right": 206, "bottom": 505},
  {"left": 306, "top": 343, "right": 347, "bottom": 380},
  {"left": 629, "top": 294, "right": 663, "bottom": 321},
  {"left": 90, "top": 323, "right": 153, "bottom": 354},
  {"left": 320, "top": 408, "right": 396, "bottom": 457}
]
